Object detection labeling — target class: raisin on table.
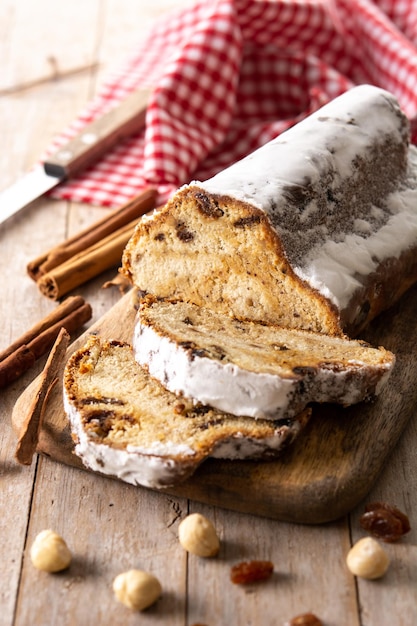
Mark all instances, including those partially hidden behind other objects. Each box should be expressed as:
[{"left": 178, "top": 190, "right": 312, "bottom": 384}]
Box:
[{"left": 230, "top": 560, "right": 274, "bottom": 584}]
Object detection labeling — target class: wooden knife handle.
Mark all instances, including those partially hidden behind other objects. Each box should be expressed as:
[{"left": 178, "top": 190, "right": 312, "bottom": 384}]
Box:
[{"left": 43, "top": 89, "right": 150, "bottom": 179}]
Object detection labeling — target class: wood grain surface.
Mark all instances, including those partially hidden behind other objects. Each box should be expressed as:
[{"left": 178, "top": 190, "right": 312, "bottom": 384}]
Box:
[
  {"left": 1, "top": 1, "right": 416, "bottom": 625},
  {"left": 12, "top": 281, "right": 417, "bottom": 524}
]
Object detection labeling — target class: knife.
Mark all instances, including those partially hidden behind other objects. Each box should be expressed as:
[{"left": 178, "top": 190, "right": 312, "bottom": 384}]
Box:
[{"left": 0, "top": 89, "right": 150, "bottom": 225}]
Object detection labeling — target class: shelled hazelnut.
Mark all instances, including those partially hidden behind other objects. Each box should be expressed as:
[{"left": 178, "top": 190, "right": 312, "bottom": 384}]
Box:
[
  {"left": 113, "top": 569, "right": 162, "bottom": 611},
  {"left": 178, "top": 513, "right": 220, "bottom": 557},
  {"left": 346, "top": 537, "right": 390, "bottom": 579},
  {"left": 30, "top": 529, "right": 72, "bottom": 573}
]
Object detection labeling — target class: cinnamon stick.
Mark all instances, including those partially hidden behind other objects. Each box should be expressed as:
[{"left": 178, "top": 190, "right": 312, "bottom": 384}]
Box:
[
  {"left": 27, "top": 187, "right": 157, "bottom": 281},
  {"left": 15, "top": 328, "right": 70, "bottom": 465},
  {"left": 0, "top": 296, "right": 92, "bottom": 388},
  {"left": 37, "top": 218, "right": 139, "bottom": 300},
  {"left": 0, "top": 295, "right": 88, "bottom": 362},
  {"left": 0, "top": 346, "right": 36, "bottom": 388},
  {"left": 26, "top": 301, "right": 92, "bottom": 358}
]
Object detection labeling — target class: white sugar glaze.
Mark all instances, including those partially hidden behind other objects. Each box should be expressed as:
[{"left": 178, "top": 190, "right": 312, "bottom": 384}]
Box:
[
  {"left": 64, "top": 385, "right": 301, "bottom": 488},
  {"left": 135, "top": 321, "right": 295, "bottom": 419},
  {"left": 63, "top": 390, "right": 193, "bottom": 488}
]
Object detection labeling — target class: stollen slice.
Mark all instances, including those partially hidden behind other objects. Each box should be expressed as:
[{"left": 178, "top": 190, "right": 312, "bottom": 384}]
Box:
[
  {"left": 134, "top": 296, "right": 395, "bottom": 420},
  {"left": 63, "top": 336, "right": 310, "bottom": 489}
]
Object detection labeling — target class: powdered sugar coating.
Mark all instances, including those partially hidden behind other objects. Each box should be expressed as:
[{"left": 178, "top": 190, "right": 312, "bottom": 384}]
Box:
[
  {"left": 134, "top": 309, "right": 393, "bottom": 420},
  {"left": 194, "top": 85, "right": 417, "bottom": 311},
  {"left": 134, "top": 322, "right": 295, "bottom": 419},
  {"left": 294, "top": 147, "right": 417, "bottom": 310},
  {"left": 64, "top": 390, "right": 303, "bottom": 488},
  {"left": 63, "top": 390, "right": 193, "bottom": 488}
]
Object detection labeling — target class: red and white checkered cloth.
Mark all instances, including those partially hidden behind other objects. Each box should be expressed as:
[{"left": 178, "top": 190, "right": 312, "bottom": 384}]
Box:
[{"left": 48, "top": 0, "right": 417, "bottom": 208}]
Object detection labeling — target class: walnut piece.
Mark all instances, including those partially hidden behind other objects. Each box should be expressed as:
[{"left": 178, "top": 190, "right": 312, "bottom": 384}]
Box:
[{"left": 30, "top": 529, "right": 72, "bottom": 573}]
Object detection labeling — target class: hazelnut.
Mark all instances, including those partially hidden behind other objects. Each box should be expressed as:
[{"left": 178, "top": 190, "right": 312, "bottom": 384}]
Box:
[
  {"left": 346, "top": 537, "right": 390, "bottom": 579},
  {"left": 30, "top": 529, "right": 72, "bottom": 572},
  {"left": 178, "top": 513, "right": 220, "bottom": 557},
  {"left": 113, "top": 569, "right": 162, "bottom": 611}
]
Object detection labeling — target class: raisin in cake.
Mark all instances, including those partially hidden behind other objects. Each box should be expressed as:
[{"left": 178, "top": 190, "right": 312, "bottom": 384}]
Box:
[
  {"left": 63, "top": 336, "right": 310, "bottom": 488},
  {"left": 122, "top": 85, "right": 417, "bottom": 337},
  {"left": 134, "top": 296, "right": 394, "bottom": 420}
]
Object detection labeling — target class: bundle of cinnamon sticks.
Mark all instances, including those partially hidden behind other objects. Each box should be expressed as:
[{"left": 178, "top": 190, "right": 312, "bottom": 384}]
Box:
[
  {"left": 27, "top": 187, "right": 157, "bottom": 300},
  {"left": 0, "top": 296, "right": 92, "bottom": 389}
]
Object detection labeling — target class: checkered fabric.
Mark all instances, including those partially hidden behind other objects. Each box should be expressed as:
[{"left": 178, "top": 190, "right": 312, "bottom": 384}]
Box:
[{"left": 48, "top": 0, "right": 417, "bottom": 208}]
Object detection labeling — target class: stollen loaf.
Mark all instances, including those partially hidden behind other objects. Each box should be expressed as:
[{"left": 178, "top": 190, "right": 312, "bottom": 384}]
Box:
[{"left": 122, "top": 84, "right": 417, "bottom": 337}]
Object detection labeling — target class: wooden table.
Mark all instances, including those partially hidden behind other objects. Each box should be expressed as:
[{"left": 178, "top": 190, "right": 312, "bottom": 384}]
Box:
[{"left": 1, "top": 1, "right": 416, "bottom": 624}]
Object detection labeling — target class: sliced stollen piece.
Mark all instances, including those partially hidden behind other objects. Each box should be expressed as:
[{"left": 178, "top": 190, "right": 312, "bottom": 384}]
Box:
[
  {"left": 134, "top": 297, "right": 395, "bottom": 421},
  {"left": 122, "top": 84, "right": 417, "bottom": 337},
  {"left": 63, "top": 336, "right": 310, "bottom": 489}
]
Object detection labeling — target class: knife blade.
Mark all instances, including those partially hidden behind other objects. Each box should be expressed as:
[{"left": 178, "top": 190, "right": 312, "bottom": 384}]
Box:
[{"left": 0, "top": 88, "right": 150, "bottom": 225}]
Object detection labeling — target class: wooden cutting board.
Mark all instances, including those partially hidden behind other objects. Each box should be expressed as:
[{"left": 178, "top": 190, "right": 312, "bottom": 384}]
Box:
[{"left": 12, "top": 285, "right": 417, "bottom": 524}]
